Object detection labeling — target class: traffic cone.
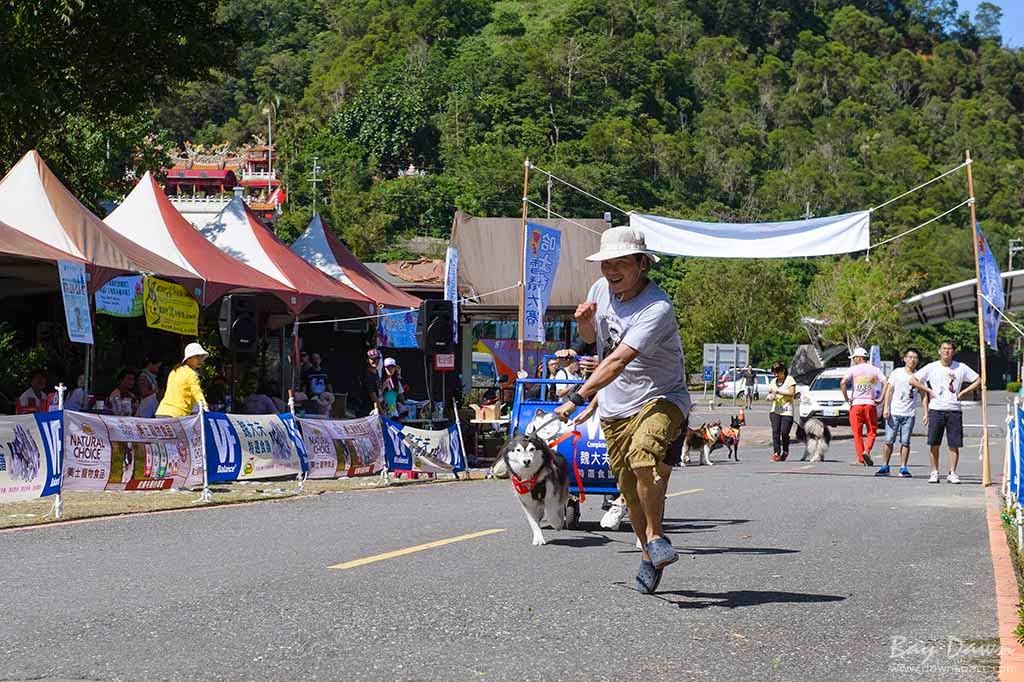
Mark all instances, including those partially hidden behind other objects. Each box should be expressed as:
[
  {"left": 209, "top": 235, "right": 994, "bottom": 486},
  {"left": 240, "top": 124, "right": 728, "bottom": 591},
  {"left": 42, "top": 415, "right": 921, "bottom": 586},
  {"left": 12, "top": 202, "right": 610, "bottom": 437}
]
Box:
[{"left": 738, "top": 406, "right": 746, "bottom": 425}]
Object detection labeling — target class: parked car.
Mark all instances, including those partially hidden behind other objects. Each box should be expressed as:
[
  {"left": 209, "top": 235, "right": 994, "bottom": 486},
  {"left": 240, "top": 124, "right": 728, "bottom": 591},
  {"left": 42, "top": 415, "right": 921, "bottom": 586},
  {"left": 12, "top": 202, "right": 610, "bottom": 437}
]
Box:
[
  {"left": 472, "top": 352, "right": 499, "bottom": 389},
  {"left": 799, "top": 367, "right": 882, "bottom": 426},
  {"left": 716, "top": 368, "right": 771, "bottom": 398}
]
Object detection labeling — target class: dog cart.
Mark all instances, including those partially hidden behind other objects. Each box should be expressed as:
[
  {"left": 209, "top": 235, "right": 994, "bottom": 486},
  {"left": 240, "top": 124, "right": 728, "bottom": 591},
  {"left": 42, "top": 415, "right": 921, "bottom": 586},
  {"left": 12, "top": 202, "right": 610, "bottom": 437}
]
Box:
[{"left": 509, "top": 376, "right": 616, "bottom": 529}]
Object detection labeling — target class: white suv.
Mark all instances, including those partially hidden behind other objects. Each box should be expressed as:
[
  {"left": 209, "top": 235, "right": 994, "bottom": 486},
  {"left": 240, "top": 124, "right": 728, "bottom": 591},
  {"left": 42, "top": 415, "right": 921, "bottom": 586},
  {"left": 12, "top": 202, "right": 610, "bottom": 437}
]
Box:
[{"left": 799, "top": 367, "right": 882, "bottom": 426}]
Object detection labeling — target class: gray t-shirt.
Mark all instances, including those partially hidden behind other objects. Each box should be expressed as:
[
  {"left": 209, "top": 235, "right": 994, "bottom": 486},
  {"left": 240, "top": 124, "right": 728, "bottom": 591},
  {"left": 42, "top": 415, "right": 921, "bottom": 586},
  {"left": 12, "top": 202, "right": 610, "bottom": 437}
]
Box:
[{"left": 588, "top": 278, "right": 691, "bottom": 420}]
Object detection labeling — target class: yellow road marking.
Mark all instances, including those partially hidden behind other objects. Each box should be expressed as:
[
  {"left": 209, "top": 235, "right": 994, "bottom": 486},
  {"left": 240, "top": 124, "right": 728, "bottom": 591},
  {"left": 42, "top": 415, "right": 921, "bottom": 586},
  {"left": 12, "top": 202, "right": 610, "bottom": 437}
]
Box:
[
  {"left": 666, "top": 487, "right": 704, "bottom": 498},
  {"left": 798, "top": 464, "right": 815, "bottom": 470},
  {"left": 329, "top": 528, "right": 506, "bottom": 570}
]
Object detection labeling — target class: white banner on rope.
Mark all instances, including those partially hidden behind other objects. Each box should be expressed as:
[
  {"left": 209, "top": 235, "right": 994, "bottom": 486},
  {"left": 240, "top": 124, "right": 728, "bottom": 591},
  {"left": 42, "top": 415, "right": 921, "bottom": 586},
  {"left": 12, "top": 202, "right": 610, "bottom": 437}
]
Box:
[{"left": 630, "top": 211, "right": 870, "bottom": 258}]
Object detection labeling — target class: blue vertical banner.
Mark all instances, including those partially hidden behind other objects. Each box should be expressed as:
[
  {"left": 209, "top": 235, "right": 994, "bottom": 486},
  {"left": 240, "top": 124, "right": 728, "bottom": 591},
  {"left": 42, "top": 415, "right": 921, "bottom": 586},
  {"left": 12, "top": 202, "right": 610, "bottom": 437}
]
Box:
[
  {"left": 522, "top": 223, "right": 561, "bottom": 344},
  {"left": 58, "top": 261, "right": 93, "bottom": 345},
  {"left": 976, "top": 223, "right": 1004, "bottom": 349},
  {"left": 444, "top": 245, "right": 458, "bottom": 343}
]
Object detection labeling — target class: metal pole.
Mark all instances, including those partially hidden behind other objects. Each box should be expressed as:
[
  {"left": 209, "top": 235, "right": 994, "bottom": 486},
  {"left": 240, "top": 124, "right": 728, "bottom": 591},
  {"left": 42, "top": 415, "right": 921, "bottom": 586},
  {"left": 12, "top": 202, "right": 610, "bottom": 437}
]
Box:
[
  {"left": 199, "top": 403, "right": 212, "bottom": 503},
  {"left": 518, "top": 159, "right": 531, "bottom": 374},
  {"left": 965, "top": 150, "right": 992, "bottom": 486}
]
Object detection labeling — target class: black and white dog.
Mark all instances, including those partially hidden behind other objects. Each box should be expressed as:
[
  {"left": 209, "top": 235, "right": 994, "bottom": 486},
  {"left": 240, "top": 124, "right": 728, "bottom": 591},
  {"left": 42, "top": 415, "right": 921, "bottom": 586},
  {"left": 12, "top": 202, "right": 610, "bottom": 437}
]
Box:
[
  {"left": 796, "top": 418, "right": 831, "bottom": 462},
  {"left": 499, "top": 433, "right": 570, "bottom": 546}
]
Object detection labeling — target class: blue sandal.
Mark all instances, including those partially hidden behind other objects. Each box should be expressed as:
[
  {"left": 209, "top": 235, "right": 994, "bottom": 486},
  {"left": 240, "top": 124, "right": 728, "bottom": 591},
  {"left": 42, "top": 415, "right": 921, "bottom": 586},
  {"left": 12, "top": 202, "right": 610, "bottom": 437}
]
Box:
[
  {"left": 635, "top": 559, "right": 664, "bottom": 594},
  {"left": 646, "top": 537, "right": 679, "bottom": 569}
]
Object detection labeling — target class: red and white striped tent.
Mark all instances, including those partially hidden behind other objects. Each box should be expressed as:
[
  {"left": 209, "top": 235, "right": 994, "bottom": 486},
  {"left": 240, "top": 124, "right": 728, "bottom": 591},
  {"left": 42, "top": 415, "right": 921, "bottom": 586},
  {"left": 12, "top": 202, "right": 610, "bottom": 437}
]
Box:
[
  {"left": 290, "top": 213, "right": 421, "bottom": 310},
  {"left": 105, "top": 172, "right": 300, "bottom": 310},
  {"left": 200, "top": 197, "right": 372, "bottom": 314},
  {"left": 0, "top": 150, "right": 200, "bottom": 292}
]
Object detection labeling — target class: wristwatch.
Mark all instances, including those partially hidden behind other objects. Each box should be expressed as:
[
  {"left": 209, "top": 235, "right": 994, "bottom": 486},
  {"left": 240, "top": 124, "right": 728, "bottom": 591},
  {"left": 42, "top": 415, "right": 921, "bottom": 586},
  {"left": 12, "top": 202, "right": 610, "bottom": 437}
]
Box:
[{"left": 566, "top": 390, "right": 586, "bottom": 407}]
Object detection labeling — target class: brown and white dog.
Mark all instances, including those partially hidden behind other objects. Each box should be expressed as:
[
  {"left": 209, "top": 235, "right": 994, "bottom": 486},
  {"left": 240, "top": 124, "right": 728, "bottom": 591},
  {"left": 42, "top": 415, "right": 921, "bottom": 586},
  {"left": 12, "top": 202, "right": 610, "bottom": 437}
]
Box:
[
  {"left": 683, "top": 422, "right": 722, "bottom": 466},
  {"left": 499, "top": 433, "right": 570, "bottom": 546}
]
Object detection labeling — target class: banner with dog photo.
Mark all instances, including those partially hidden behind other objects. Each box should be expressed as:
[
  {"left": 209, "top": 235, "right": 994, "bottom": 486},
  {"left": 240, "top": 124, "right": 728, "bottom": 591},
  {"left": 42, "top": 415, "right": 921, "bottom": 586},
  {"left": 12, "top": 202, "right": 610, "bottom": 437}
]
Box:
[
  {"left": 297, "top": 416, "right": 385, "bottom": 479},
  {"left": 381, "top": 418, "right": 466, "bottom": 473},
  {"left": 62, "top": 412, "right": 204, "bottom": 491},
  {"left": 203, "top": 412, "right": 308, "bottom": 483},
  {"left": 0, "top": 412, "right": 63, "bottom": 502}
]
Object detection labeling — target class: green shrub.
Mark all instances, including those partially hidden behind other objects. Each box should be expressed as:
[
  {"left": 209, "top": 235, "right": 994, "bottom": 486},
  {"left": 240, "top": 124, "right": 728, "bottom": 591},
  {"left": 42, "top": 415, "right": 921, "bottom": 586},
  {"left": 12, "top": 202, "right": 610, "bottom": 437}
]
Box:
[{"left": 1008, "top": 382, "right": 1021, "bottom": 394}]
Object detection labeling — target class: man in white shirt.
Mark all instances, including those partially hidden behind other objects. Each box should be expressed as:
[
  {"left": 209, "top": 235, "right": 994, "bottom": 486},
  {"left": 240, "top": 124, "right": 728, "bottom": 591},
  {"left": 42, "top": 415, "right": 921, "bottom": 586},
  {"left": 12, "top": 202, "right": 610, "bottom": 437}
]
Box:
[
  {"left": 876, "top": 348, "right": 921, "bottom": 478},
  {"left": 554, "top": 226, "right": 690, "bottom": 594},
  {"left": 910, "top": 340, "right": 981, "bottom": 484},
  {"left": 553, "top": 354, "right": 582, "bottom": 403}
]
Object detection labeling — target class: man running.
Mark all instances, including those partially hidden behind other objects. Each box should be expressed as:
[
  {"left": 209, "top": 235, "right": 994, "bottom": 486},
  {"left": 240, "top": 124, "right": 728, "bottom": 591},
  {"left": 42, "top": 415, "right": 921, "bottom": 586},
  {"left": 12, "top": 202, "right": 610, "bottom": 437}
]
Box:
[
  {"left": 911, "top": 340, "right": 981, "bottom": 484},
  {"left": 876, "top": 348, "right": 921, "bottom": 478},
  {"left": 840, "top": 347, "right": 886, "bottom": 466},
  {"left": 554, "top": 226, "right": 690, "bottom": 594}
]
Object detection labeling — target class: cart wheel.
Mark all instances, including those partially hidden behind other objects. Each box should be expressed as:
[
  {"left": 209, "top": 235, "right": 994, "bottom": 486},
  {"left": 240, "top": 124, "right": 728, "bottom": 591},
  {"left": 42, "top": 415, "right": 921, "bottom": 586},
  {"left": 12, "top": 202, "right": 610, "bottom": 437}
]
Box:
[{"left": 565, "top": 500, "right": 580, "bottom": 530}]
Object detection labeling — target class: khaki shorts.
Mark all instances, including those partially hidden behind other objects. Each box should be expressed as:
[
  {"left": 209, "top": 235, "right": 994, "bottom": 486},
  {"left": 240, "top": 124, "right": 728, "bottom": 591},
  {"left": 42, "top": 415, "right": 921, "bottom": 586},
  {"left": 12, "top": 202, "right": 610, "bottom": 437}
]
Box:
[{"left": 602, "top": 399, "right": 684, "bottom": 478}]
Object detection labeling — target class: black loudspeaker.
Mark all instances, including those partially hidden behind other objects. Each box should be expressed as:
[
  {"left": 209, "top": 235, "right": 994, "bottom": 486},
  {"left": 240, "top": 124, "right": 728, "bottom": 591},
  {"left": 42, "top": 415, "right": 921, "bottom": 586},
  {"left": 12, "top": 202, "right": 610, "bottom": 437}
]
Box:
[
  {"left": 416, "top": 299, "right": 454, "bottom": 354},
  {"left": 218, "top": 295, "right": 259, "bottom": 352}
]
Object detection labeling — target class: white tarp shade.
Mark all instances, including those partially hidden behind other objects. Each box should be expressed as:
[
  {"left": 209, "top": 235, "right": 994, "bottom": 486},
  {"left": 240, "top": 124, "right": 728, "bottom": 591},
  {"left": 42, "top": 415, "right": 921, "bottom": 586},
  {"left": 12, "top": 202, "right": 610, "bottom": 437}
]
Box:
[
  {"left": 901, "top": 270, "right": 1023, "bottom": 328},
  {"left": 630, "top": 211, "right": 871, "bottom": 259}
]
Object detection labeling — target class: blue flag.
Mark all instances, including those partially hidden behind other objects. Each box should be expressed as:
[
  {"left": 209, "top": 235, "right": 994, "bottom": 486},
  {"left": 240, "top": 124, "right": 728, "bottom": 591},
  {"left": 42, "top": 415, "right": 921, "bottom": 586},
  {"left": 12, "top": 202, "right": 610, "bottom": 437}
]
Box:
[
  {"left": 522, "top": 223, "right": 561, "bottom": 344},
  {"left": 977, "top": 223, "right": 1004, "bottom": 349}
]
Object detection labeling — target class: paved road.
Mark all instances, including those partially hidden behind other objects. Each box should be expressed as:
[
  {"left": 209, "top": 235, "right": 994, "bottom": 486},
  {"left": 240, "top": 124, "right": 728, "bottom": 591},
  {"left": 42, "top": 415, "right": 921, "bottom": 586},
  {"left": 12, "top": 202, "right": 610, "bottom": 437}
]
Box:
[{"left": 1, "top": 427, "right": 1003, "bottom": 681}]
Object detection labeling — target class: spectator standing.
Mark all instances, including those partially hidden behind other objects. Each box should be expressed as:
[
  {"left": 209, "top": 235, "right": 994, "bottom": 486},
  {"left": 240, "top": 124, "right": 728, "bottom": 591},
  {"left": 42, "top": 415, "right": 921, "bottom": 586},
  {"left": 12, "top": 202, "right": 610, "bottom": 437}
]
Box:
[
  {"left": 306, "top": 353, "right": 331, "bottom": 397},
  {"left": 360, "top": 349, "right": 384, "bottom": 416},
  {"left": 876, "top": 348, "right": 922, "bottom": 478},
  {"left": 840, "top": 347, "right": 886, "bottom": 466},
  {"left": 382, "top": 357, "right": 405, "bottom": 418},
  {"left": 741, "top": 364, "right": 756, "bottom": 409},
  {"left": 139, "top": 356, "right": 162, "bottom": 394},
  {"left": 554, "top": 356, "right": 582, "bottom": 403},
  {"left": 155, "top": 343, "right": 208, "bottom": 418},
  {"left": 135, "top": 373, "right": 159, "bottom": 418},
  {"left": 911, "top": 340, "right": 981, "bottom": 484},
  {"left": 767, "top": 362, "right": 797, "bottom": 461}
]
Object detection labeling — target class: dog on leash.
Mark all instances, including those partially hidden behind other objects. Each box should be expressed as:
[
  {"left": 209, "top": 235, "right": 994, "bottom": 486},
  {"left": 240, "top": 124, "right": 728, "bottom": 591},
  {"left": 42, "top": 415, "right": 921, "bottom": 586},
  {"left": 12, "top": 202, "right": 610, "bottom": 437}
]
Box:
[
  {"left": 710, "top": 415, "right": 743, "bottom": 461},
  {"left": 499, "top": 433, "right": 571, "bottom": 546},
  {"left": 796, "top": 418, "right": 831, "bottom": 462},
  {"left": 683, "top": 422, "right": 722, "bottom": 466}
]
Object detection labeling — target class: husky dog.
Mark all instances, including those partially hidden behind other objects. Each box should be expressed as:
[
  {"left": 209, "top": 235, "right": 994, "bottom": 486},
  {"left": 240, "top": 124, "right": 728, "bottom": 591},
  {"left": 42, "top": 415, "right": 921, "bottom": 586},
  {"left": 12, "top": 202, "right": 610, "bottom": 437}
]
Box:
[
  {"left": 499, "top": 433, "right": 570, "bottom": 546},
  {"left": 683, "top": 422, "right": 722, "bottom": 466},
  {"left": 710, "top": 415, "right": 743, "bottom": 461},
  {"left": 796, "top": 418, "right": 831, "bottom": 462}
]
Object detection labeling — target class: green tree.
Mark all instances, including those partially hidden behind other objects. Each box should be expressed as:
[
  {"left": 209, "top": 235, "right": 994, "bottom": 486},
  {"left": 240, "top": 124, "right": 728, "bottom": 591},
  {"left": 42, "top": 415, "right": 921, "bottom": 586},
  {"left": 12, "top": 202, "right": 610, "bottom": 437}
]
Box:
[
  {"left": 674, "top": 259, "right": 804, "bottom": 371},
  {"left": 806, "top": 255, "right": 924, "bottom": 354}
]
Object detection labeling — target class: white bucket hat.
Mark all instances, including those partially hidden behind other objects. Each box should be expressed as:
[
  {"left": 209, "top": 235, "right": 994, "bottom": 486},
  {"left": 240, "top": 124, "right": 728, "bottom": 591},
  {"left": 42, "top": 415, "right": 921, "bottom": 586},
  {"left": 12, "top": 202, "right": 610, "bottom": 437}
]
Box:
[
  {"left": 585, "top": 226, "right": 660, "bottom": 263},
  {"left": 183, "top": 342, "right": 209, "bottom": 362},
  {"left": 849, "top": 347, "right": 869, "bottom": 359}
]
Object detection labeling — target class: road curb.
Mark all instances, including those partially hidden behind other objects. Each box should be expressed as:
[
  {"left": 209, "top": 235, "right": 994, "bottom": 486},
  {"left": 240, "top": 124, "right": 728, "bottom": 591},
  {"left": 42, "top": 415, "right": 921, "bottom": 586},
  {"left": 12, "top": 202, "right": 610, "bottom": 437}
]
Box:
[{"left": 985, "top": 486, "right": 1024, "bottom": 681}]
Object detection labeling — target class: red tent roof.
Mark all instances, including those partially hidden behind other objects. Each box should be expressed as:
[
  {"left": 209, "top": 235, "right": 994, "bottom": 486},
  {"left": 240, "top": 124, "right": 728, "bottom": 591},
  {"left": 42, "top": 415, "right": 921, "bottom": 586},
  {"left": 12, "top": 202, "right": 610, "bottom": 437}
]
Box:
[
  {"left": 291, "top": 214, "right": 422, "bottom": 310},
  {"left": 200, "top": 198, "right": 372, "bottom": 313},
  {"left": 0, "top": 150, "right": 202, "bottom": 292},
  {"left": 104, "top": 172, "right": 302, "bottom": 311}
]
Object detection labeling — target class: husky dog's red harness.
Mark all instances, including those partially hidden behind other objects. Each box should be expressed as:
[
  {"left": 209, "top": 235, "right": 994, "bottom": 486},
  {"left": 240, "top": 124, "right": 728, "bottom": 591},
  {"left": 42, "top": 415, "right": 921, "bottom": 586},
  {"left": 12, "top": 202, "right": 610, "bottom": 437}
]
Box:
[{"left": 511, "top": 471, "right": 542, "bottom": 495}]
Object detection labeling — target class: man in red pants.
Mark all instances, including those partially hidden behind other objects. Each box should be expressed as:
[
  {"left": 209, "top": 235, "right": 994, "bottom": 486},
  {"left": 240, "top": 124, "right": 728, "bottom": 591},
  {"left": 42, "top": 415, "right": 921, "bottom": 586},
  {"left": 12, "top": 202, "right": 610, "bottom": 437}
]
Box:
[{"left": 840, "top": 347, "right": 887, "bottom": 466}]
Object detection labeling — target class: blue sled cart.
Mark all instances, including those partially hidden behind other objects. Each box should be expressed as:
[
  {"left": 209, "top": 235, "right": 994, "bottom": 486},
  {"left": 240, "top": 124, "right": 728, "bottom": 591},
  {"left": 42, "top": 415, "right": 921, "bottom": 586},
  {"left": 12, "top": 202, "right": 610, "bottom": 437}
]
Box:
[{"left": 509, "top": 377, "right": 616, "bottom": 529}]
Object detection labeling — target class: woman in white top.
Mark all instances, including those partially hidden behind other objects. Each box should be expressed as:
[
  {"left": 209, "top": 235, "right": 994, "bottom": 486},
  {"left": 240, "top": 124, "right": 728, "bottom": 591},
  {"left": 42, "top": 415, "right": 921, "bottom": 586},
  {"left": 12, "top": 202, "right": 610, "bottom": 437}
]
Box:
[{"left": 766, "top": 362, "right": 797, "bottom": 461}]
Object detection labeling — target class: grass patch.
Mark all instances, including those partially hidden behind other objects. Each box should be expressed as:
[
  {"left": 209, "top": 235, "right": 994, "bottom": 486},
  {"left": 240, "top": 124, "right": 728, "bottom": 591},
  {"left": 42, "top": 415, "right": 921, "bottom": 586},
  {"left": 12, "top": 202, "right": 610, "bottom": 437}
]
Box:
[{"left": 0, "top": 473, "right": 482, "bottom": 530}]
